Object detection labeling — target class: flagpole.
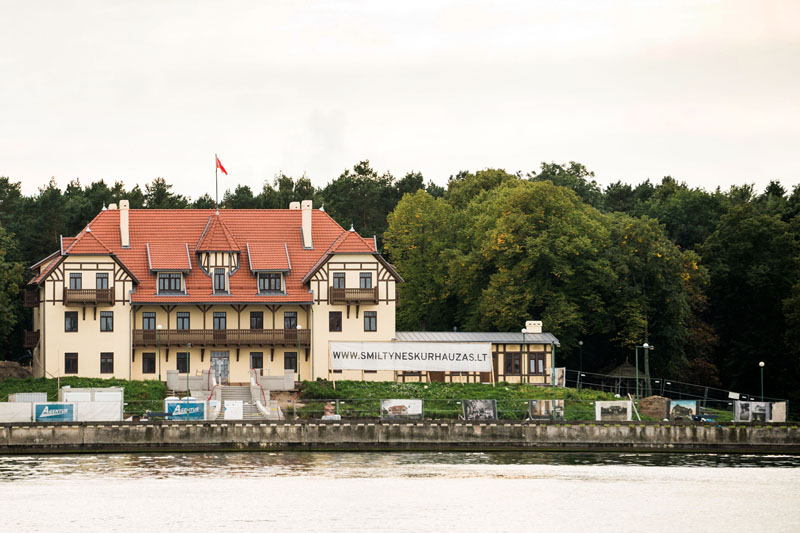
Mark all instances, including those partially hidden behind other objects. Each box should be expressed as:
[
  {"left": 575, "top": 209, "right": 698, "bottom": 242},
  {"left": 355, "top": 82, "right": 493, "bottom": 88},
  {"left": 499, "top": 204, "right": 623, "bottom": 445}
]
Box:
[{"left": 215, "top": 153, "right": 218, "bottom": 209}]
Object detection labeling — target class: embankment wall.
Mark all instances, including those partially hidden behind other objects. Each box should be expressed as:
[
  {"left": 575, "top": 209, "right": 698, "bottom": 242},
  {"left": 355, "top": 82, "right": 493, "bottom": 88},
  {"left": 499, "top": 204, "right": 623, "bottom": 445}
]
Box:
[{"left": 1, "top": 421, "right": 798, "bottom": 454}]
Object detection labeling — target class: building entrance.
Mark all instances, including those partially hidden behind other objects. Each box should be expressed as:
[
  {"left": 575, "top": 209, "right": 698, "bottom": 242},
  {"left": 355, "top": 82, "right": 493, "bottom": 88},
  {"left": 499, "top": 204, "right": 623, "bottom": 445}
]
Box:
[{"left": 211, "top": 351, "right": 230, "bottom": 385}]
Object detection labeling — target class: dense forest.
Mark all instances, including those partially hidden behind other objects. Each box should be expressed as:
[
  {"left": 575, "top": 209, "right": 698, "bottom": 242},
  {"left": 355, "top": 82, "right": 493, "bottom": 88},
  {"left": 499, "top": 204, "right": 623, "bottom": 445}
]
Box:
[{"left": 1, "top": 161, "right": 799, "bottom": 406}]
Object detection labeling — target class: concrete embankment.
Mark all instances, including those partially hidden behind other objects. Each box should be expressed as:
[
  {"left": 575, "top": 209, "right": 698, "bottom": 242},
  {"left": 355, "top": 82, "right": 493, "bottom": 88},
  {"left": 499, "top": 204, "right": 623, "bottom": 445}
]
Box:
[{"left": 1, "top": 420, "right": 798, "bottom": 454}]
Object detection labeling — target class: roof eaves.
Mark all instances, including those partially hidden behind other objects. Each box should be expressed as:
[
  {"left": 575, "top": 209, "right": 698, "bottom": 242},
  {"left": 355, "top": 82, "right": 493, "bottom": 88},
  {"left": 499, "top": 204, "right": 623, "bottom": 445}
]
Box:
[{"left": 30, "top": 250, "right": 59, "bottom": 270}]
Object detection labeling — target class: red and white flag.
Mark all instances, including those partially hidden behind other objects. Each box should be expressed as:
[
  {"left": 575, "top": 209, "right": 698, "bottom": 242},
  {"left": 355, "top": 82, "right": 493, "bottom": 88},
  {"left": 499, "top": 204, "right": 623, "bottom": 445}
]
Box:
[{"left": 216, "top": 156, "right": 227, "bottom": 175}]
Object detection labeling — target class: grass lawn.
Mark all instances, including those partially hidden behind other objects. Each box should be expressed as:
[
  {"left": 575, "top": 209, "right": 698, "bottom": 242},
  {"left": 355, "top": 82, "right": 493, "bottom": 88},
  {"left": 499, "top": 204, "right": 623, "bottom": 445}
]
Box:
[{"left": 298, "top": 380, "right": 621, "bottom": 420}]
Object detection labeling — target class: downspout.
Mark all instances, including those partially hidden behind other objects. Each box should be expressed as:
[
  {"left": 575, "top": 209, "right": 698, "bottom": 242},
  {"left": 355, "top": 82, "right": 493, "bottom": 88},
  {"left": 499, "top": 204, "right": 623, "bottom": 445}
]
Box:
[{"left": 309, "top": 290, "right": 314, "bottom": 380}]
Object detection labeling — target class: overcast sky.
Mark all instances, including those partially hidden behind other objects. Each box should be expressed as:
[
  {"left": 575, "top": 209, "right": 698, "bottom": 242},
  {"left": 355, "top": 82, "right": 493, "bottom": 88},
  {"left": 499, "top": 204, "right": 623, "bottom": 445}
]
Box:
[{"left": 2, "top": 0, "right": 799, "bottom": 199}]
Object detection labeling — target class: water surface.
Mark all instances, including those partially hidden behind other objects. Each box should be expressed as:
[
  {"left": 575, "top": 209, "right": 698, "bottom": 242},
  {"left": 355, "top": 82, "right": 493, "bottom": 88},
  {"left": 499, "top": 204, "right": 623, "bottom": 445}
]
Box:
[{"left": 2, "top": 452, "right": 798, "bottom": 532}]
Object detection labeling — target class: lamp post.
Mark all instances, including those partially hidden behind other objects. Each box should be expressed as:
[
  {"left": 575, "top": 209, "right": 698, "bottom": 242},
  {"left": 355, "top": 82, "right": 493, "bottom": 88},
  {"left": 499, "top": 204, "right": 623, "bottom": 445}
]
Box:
[
  {"left": 297, "top": 324, "right": 302, "bottom": 383},
  {"left": 759, "top": 361, "right": 765, "bottom": 402},
  {"left": 634, "top": 343, "right": 655, "bottom": 407},
  {"left": 521, "top": 329, "right": 527, "bottom": 383},
  {"left": 577, "top": 340, "right": 584, "bottom": 390},
  {"left": 157, "top": 324, "right": 163, "bottom": 382},
  {"left": 186, "top": 343, "right": 192, "bottom": 421},
  {"left": 551, "top": 340, "right": 561, "bottom": 420}
]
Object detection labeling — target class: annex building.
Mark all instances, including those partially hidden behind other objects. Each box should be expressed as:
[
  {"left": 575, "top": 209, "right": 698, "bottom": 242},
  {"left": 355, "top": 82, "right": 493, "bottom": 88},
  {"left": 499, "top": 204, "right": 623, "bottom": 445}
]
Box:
[{"left": 24, "top": 200, "right": 558, "bottom": 385}]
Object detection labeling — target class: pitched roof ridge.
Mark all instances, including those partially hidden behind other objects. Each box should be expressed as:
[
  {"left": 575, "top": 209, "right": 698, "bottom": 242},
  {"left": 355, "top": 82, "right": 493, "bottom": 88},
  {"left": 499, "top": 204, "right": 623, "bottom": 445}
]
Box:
[
  {"left": 66, "top": 227, "right": 113, "bottom": 255},
  {"left": 195, "top": 212, "right": 240, "bottom": 251}
]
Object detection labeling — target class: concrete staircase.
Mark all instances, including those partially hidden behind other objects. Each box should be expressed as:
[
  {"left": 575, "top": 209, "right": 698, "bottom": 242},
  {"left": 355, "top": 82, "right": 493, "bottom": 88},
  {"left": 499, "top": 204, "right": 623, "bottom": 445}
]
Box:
[{"left": 219, "top": 386, "right": 266, "bottom": 421}]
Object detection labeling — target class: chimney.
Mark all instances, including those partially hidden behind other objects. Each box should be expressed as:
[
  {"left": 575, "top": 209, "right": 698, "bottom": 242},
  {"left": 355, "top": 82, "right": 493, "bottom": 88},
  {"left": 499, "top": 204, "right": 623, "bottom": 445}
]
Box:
[
  {"left": 289, "top": 201, "right": 300, "bottom": 210},
  {"left": 301, "top": 200, "right": 313, "bottom": 249},
  {"left": 108, "top": 203, "right": 117, "bottom": 210},
  {"left": 525, "top": 320, "right": 542, "bottom": 334},
  {"left": 119, "top": 199, "right": 130, "bottom": 248}
]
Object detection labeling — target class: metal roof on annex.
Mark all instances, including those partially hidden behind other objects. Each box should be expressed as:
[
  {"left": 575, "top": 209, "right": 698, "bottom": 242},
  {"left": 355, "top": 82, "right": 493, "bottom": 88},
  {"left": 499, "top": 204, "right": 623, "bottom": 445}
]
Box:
[{"left": 394, "top": 331, "right": 559, "bottom": 344}]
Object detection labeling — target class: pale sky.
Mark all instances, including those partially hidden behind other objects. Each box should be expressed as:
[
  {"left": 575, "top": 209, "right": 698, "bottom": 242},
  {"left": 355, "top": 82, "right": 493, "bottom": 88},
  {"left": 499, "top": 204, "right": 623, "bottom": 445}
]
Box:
[{"left": 2, "top": 0, "right": 799, "bottom": 199}]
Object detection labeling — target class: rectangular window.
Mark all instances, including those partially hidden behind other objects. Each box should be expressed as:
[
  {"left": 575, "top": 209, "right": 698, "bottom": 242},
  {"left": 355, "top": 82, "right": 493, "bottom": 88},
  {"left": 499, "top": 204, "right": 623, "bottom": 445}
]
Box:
[
  {"left": 504, "top": 353, "right": 522, "bottom": 375},
  {"left": 528, "top": 353, "right": 546, "bottom": 375},
  {"left": 360, "top": 272, "right": 372, "bottom": 289},
  {"left": 69, "top": 273, "right": 82, "bottom": 290},
  {"left": 100, "top": 311, "right": 114, "bottom": 332},
  {"left": 333, "top": 272, "right": 345, "bottom": 289},
  {"left": 96, "top": 273, "right": 109, "bottom": 290},
  {"left": 176, "top": 312, "right": 190, "bottom": 330},
  {"left": 158, "top": 273, "right": 182, "bottom": 293},
  {"left": 65, "top": 311, "right": 78, "bottom": 332},
  {"left": 142, "top": 312, "right": 156, "bottom": 330},
  {"left": 364, "top": 311, "right": 377, "bottom": 332},
  {"left": 329, "top": 311, "right": 342, "bottom": 332},
  {"left": 250, "top": 311, "right": 264, "bottom": 330},
  {"left": 284, "top": 311, "right": 297, "bottom": 330},
  {"left": 65, "top": 353, "right": 78, "bottom": 374},
  {"left": 250, "top": 352, "right": 263, "bottom": 370},
  {"left": 258, "top": 273, "right": 281, "bottom": 292},
  {"left": 177, "top": 352, "right": 190, "bottom": 373},
  {"left": 213, "top": 268, "right": 226, "bottom": 293},
  {"left": 284, "top": 351, "right": 297, "bottom": 372},
  {"left": 100, "top": 352, "right": 114, "bottom": 374},
  {"left": 142, "top": 352, "right": 156, "bottom": 374},
  {"left": 213, "top": 312, "right": 226, "bottom": 330}
]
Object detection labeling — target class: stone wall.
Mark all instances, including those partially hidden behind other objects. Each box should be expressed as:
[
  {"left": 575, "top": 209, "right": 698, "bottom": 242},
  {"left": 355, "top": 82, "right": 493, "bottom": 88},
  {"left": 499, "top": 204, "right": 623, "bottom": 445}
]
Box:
[{"left": 1, "top": 421, "right": 798, "bottom": 454}]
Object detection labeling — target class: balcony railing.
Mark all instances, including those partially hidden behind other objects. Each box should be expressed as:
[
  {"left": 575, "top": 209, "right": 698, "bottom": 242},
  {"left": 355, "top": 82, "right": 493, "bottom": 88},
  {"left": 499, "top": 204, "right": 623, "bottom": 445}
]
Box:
[
  {"left": 133, "top": 328, "right": 310, "bottom": 347},
  {"left": 329, "top": 287, "right": 379, "bottom": 304},
  {"left": 24, "top": 330, "right": 40, "bottom": 348},
  {"left": 24, "top": 289, "right": 40, "bottom": 308},
  {"left": 64, "top": 288, "right": 113, "bottom": 306}
]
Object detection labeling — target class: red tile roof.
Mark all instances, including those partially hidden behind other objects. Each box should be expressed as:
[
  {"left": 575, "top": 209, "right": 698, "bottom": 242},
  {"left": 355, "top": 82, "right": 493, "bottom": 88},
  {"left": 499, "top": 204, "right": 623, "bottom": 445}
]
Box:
[
  {"left": 64, "top": 228, "right": 113, "bottom": 255},
  {"left": 28, "top": 207, "right": 398, "bottom": 303},
  {"left": 247, "top": 243, "right": 290, "bottom": 271},
  {"left": 329, "top": 230, "right": 376, "bottom": 253},
  {"left": 195, "top": 213, "right": 239, "bottom": 251},
  {"left": 147, "top": 243, "right": 192, "bottom": 271}
]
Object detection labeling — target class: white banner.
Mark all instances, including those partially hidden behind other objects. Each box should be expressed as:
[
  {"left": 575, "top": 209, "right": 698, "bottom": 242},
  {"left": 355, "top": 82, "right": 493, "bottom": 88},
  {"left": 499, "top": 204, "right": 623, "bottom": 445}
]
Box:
[{"left": 330, "top": 342, "right": 492, "bottom": 372}]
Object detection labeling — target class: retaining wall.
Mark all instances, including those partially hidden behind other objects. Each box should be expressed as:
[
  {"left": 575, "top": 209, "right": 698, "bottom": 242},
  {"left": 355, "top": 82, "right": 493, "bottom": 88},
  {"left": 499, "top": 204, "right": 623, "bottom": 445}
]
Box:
[{"left": 1, "top": 420, "right": 798, "bottom": 454}]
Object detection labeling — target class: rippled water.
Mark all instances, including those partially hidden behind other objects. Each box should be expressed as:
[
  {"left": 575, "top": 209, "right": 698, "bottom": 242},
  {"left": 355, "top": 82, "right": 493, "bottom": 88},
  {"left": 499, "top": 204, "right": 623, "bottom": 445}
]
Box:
[{"left": 2, "top": 452, "right": 799, "bottom": 532}]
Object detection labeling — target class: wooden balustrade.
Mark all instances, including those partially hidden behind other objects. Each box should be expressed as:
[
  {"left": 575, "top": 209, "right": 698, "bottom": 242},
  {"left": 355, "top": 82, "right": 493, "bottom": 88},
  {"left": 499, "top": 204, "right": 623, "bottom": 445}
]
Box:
[
  {"left": 23, "top": 330, "right": 40, "bottom": 348},
  {"left": 133, "top": 328, "right": 310, "bottom": 347},
  {"left": 329, "top": 286, "right": 379, "bottom": 304},
  {"left": 64, "top": 288, "right": 113, "bottom": 306},
  {"left": 24, "top": 289, "right": 40, "bottom": 308}
]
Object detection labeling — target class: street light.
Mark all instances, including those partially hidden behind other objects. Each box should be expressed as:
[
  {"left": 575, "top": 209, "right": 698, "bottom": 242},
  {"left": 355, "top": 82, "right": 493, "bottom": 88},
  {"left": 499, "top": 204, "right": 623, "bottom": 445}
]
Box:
[
  {"left": 157, "top": 324, "right": 163, "bottom": 382},
  {"left": 634, "top": 343, "right": 654, "bottom": 407},
  {"left": 577, "top": 340, "right": 584, "bottom": 390},
  {"left": 551, "top": 340, "right": 561, "bottom": 420},
  {"left": 759, "top": 361, "right": 765, "bottom": 402}
]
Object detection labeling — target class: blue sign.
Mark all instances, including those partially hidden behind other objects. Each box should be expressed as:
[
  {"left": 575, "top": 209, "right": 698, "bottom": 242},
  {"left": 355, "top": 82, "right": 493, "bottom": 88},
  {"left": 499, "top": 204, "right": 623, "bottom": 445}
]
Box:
[
  {"left": 165, "top": 400, "right": 205, "bottom": 420},
  {"left": 35, "top": 403, "right": 75, "bottom": 422}
]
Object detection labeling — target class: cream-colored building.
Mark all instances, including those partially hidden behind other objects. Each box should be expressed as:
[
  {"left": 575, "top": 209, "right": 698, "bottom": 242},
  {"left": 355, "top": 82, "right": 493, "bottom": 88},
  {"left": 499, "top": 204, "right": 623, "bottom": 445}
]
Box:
[
  {"left": 24, "top": 200, "right": 558, "bottom": 386},
  {"left": 25, "top": 200, "right": 402, "bottom": 384}
]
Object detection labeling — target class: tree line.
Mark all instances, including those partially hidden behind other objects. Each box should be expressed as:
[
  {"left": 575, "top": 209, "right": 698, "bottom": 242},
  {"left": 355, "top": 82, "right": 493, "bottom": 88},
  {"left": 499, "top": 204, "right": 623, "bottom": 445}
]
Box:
[{"left": 1, "top": 161, "right": 798, "bottom": 408}]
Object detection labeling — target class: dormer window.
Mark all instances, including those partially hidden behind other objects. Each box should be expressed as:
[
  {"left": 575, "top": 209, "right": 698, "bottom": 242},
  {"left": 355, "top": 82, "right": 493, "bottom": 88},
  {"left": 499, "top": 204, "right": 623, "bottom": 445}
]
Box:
[
  {"left": 213, "top": 268, "right": 227, "bottom": 293},
  {"left": 158, "top": 272, "right": 183, "bottom": 294},
  {"left": 258, "top": 272, "right": 282, "bottom": 293}
]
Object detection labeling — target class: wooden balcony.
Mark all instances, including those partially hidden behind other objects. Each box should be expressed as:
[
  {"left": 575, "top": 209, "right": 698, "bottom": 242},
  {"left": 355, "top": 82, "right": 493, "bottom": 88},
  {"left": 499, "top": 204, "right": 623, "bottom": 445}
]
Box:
[
  {"left": 24, "top": 289, "right": 40, "bottom": 307},
  {"left": 133, "top": 328, "right": 310, "bottom": 347},
  {"left": 24, "top": 330, "right": 40, "bottom": 348},
  {"left": 64, "top": 288, "right": 113, "bottom": 306},
  {"left": 329, "top": 287, "right": 378, "bottom": 304}
]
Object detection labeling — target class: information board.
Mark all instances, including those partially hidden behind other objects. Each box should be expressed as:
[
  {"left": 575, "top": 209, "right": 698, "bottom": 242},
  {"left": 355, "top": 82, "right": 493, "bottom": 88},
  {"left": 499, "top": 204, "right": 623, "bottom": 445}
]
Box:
[{"left": 330, "top": 342, "right": 492, "bottom": 372}]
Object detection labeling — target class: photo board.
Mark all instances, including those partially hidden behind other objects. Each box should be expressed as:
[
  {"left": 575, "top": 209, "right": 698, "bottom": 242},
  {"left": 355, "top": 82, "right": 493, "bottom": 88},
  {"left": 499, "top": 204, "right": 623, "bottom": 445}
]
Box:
[
  {"left": 380, "top": 399, "right": 423, "bottom": 420},
  {"left": 669, "top": 400, "right": 697, "bottom": 421},
  {"left": 462, "top": 399, "right": 497, "bottom": 421},
  {"left": 595, "top": 401, "right": 632, "bottom": 422}
]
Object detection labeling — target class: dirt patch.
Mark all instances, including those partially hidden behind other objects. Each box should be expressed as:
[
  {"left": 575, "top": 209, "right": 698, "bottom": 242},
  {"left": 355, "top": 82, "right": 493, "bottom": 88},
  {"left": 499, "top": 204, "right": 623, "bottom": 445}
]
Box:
[{"left": 0, "top": 361, "right": 32, "bottom": 382}]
